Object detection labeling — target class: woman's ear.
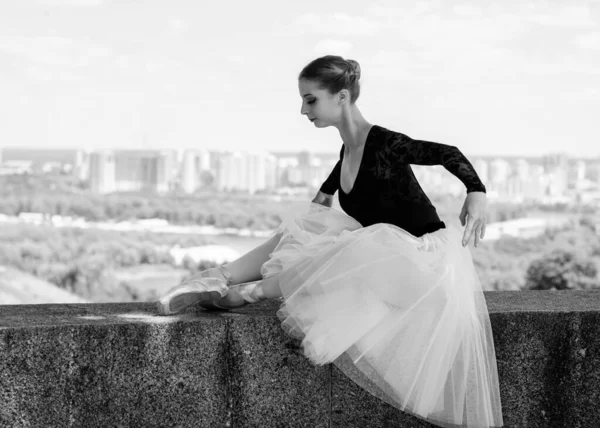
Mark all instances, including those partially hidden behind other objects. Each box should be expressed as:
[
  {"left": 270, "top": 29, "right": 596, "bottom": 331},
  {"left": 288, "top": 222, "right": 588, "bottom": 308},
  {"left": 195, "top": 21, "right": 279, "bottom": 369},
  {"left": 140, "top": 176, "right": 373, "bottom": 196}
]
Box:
[{"left": 338, "top": 89, "right": 350, "bottom": 105}]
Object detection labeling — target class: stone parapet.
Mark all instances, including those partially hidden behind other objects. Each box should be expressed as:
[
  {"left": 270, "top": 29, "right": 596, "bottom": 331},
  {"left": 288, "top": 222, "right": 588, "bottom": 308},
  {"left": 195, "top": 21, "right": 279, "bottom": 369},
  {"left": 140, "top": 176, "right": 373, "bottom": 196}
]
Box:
[{"left": 1, "top": 290, "right": 600, "bottom": 427}]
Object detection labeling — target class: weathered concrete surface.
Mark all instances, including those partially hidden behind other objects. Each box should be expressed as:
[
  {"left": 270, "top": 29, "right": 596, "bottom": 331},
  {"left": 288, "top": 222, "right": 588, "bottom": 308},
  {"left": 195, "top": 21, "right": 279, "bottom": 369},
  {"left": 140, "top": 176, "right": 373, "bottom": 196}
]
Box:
[
  {"left": 0, "top": 303, "right": 230, "bottom": 428},
  {"left": 1, "top": 290, "right": 600, "bottom": 428},
  {"left": 489, "top": 293, "right": 600, "bottom": 428},
  {"left": 331, "top": 363, "right": 435, "bottom": 428},
  {"left": 227, "top": 308, "right": 330, "bottom": 427},
  {"left": 0, "top": 300, "right": 330, "bottom": 428}
]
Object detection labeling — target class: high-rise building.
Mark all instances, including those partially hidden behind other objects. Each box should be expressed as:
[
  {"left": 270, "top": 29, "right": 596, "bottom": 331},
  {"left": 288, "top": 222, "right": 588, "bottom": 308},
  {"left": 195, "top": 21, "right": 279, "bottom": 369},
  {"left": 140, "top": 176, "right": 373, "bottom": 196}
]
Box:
[
  {"left": 114, "top": 151, "right": 153, "bottom": 192},
  {"left": 181, "top": 149, "right": 211, "bottom": 194},
  {"left": 157, "top": 150, "right": 175, "bottom": 193},
  {"left": 514, "top": 159, "right": 530, "bottom": 180},
  {"left": 501, "top": 158, "right": 531, "bottom": 202},
  {"left": 110, "top": 150, "right": 175, "bottom": 193},
  {"left": 276, "top": 157, "right": 299, "bottom": 188},
  {"left": 89, "top": 150, "right": 116, "bottom": 194},
  {"left": 297, "top": 151, "right": 314, "bottom": 167},
  {"left": 526, "top": 165, "right": 545, "bottom": 200},
  {"left": 181, "top": 151, "right": 198, "bottom": 194},
  {"left": 542, "top": 153, "right": 568, "bottom": 196},
  {"left": 587, "top": 162, "right": 600, "bottom": 184},
  {"left": 487, "top": 158, "right": 511, "bottom": 196},
  {"left": 247, "top": 153, "right": 266, "bottom": 193},
  {"left": 542, "top": 153, "right": 568, "bottom": 172},
  {"left": 218, "top": 152, "right": 243, "bottom": 192},
  {"left": 473, "top": 159, "right": 489, "bottom": 184},
  {"left": 74, "top": 150, "right": 91, "bottom": 182},
  {"left": 576, "top": 160, "right": 586, "bottom": 182},
  {"left": 489, "top": 158, "right": 511, "bottom": 183},
  {"left": 264, "top": 154, "right": 277, "bottom": 190},
  {"left": 217, "top": 152, "right": 277, "bottom": 193}
]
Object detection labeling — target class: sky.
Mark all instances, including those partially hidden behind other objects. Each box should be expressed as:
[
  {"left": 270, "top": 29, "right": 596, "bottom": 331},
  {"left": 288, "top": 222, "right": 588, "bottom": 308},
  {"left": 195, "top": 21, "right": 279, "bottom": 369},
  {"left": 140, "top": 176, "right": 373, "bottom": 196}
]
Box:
[{"left": 0, "top": 0, "right": 599, "bottom": 157}]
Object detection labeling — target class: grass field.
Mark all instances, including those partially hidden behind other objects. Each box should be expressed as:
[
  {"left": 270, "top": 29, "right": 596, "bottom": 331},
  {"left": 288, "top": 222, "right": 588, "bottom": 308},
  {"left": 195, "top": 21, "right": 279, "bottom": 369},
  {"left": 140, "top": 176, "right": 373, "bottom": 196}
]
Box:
[{"left": 0, "top": 265, "right": 88, "bottom": 305}]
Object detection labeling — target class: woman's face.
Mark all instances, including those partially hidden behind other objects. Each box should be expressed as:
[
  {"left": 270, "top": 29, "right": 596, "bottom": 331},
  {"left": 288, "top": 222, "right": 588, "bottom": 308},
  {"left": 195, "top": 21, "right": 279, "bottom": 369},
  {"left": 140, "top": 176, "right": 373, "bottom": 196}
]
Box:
[{"left": 298, "top": 78, "right": 341, "bottom": 128}]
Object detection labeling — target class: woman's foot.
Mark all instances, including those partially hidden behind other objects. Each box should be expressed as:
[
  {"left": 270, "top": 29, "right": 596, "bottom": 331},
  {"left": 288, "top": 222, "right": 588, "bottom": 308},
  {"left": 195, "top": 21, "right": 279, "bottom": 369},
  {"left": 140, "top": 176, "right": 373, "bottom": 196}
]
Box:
[
  {"left": 156, "top": 265, "right": 232, "bottom": 315},
  {"left": 199, "top": 281, "right": 265, "bottom": 311}
]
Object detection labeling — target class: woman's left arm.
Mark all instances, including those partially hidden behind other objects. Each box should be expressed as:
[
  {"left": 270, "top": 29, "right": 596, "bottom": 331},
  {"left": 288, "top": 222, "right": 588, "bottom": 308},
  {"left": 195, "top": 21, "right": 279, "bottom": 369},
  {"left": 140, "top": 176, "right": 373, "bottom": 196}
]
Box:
[{"left": 393, "top": 132, "right": 487, "bottom": 246}]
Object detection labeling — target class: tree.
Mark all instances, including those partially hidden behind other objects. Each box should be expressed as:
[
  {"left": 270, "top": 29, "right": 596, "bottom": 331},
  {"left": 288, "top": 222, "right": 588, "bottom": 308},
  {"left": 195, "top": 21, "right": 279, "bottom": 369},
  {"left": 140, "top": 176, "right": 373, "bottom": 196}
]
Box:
[
  {"left": 525, "top": 249, "right": 598, "bottom": 290},
  {"left": 199, "top": 171, "right": 215, "bottom": 187}
]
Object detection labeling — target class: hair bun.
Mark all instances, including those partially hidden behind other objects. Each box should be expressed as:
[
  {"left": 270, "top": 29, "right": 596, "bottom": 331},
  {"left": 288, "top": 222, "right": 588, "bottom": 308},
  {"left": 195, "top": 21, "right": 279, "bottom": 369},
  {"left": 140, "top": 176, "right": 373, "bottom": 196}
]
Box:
[{"left": 346, "top": 59, "right": 361, "bottom": 80}]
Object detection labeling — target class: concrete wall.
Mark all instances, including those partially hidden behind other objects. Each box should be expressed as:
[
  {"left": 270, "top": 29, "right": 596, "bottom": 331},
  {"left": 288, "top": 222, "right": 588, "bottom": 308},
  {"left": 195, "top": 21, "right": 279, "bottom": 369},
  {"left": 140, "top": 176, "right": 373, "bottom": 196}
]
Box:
[{"left": 1, "top": 290, "right": 600, "bottom": 427}]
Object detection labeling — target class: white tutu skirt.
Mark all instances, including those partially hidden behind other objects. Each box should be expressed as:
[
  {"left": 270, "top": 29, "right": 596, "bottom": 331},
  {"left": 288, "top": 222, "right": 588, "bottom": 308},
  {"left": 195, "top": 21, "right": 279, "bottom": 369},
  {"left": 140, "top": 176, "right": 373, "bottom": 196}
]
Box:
[{"left": 260, "top": 203, "right": 503, "bottom": 428}]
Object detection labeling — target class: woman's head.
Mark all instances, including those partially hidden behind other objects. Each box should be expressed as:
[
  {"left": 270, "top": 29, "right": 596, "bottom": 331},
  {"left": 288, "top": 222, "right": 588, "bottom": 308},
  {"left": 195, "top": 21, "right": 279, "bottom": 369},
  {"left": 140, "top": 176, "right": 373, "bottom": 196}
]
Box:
[
  {"left": 299, "top": 55, "right": 361, "bottom": 103},
  {"left": 298, "top": 55, "right": 362, "bottom": 127}
]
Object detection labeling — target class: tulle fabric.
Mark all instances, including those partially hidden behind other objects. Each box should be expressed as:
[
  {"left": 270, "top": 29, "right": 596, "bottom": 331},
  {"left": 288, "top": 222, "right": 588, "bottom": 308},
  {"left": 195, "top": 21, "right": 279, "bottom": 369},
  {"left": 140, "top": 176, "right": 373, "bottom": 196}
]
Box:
[{"left": 261, "top": 202, "right": 503, "bottom": 428}]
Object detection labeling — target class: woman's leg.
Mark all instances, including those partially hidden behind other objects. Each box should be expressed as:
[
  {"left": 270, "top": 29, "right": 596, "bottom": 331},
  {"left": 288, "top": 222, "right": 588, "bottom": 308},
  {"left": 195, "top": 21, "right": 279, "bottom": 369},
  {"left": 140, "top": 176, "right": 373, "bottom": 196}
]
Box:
[
  {"left": 255, "top": 275, "right": 283, "bottom": 299},
  {"left": 203, "top": 273, "right": 283, "bottom": 310},
  {"left": 157, "top": 232, "right": 282, "bottom": 315},
  {"left": 220, "top": 232, "right": 282, "bottom": 284},
  {"left": 194, "top": 232, "right": 281, "bottom": 285}
]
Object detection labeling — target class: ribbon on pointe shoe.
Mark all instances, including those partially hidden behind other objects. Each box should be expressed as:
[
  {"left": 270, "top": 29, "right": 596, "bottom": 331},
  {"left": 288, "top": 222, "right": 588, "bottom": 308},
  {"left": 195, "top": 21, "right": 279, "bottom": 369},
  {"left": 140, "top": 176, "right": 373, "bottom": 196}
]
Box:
[
  {"left": 200, "top": 264, "right": 233, "bottom": 285},
  {"left": 156, "top": 276, "right": 229, "bottom": 316},
  {"left": 235, "top": 281, "right": 265, "bottom": 304},
  {"left": 199, "top": 280, "right": 265, "bottom": 311}
]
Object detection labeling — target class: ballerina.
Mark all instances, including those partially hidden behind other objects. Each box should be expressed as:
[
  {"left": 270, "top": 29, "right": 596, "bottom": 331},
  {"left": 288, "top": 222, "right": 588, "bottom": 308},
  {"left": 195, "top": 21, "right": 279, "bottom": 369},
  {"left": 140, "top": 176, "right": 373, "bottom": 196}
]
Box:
[{"left": 157, "top": 55, "right": 503, "bottom": 428}]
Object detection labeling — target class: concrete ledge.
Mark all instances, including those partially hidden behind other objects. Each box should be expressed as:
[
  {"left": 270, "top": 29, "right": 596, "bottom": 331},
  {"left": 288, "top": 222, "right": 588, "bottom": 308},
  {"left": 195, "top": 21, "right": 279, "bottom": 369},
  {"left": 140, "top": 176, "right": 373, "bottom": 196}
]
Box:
[{"left": 1, "top": 291, "right": 600, "bottom": 428}]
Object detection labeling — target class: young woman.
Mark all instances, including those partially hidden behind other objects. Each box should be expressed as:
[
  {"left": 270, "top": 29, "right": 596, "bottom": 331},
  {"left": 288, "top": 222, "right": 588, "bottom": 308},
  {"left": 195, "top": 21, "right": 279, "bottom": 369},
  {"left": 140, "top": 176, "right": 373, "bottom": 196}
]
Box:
[{"left": 157, "top": 55, "right": 503, "bottom": 428}]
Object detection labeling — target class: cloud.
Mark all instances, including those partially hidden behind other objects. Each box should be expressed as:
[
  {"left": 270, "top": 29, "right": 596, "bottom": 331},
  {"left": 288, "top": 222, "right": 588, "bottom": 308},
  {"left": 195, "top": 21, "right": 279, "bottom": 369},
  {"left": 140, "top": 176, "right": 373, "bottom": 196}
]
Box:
[
  {"left": 368, "top": 1, "right": 437, "bottom": 19},
  {"left": 24, "top": 64, "right": 85, "bottom": 82},
  {"left": 32, "top": 0, "right": 102, "bottom": 6},
  {"left": 519, "top": 58, "right": 600, "bottom": 76},
  {"left": 168, "top": 18, "right": 188, "bottom": 33},
  {"left": 524, "top": 5, "right": 596, "bottom": 28},
  {"left": 144, "top": 58, "right": 185, "bottom": 74},
  {"left": 296, "top": 13, "right": 380, "bottom": 36},
  {"left": 314, "top": 39, "right": 353, "bottom": 55},
  {"left": 561, "top": 87, "right": 600, "bottom": 102},
  {"left": 0, "top": 35, "right": 112, "bottom": 68},
  {"left": 114, "top": 54, "right": 132, "bottom": 70},
  {"left": 363, "top": 49, "right": 424, "bottom": 81},
  {"left": 226, "top": 55, "right": 246, "bottom": 65},
  {"left": 576, "top": 32, "right": 600, "bottom": 51},
  {"left": 354, "top": 2, "right": 600, "bottom": 83},
  {"left": 452, "top": 4, "right": 484, "bottom": 18},
  {"left": 381, "top": 11, "right": 524, "bottom": 51},
  {"left": 0, "top": 34, "right": 184, "bottom": 84}
]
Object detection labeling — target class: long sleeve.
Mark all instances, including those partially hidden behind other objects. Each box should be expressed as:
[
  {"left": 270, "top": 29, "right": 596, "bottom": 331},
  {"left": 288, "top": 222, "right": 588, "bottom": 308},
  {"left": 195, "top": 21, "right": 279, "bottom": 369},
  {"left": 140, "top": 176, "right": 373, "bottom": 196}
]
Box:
[
  {"left": 387, "top": 132, "right": 486, "bottom": 193},
  {"left": 319, "top": 145, "right": 344, "bottom": 196}
]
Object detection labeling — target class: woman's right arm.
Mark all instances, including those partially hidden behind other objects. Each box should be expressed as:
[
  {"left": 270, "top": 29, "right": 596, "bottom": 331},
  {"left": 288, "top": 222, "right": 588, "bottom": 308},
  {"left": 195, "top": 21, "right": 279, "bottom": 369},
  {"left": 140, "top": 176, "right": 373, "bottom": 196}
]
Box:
[
  {"left": 312, "top": 190, "right": 335, "bottom": 207},
  {"left": 313, "top": 147, "right": 343, "bottom": 207}
]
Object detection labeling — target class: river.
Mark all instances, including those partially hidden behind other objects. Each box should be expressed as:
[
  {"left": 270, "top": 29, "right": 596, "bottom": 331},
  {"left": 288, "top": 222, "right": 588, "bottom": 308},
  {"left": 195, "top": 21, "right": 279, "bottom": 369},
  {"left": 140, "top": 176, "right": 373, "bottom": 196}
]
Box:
[{"left": 201, "top": 234, "right": 269, "bottom": 256}]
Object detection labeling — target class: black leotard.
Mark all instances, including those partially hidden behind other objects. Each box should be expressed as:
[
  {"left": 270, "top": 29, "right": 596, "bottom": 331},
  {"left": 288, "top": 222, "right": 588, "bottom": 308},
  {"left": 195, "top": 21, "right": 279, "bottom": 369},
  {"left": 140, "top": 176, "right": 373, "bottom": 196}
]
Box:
[{"left": 319, "top": 125, "right": 486, "bottom": 237}]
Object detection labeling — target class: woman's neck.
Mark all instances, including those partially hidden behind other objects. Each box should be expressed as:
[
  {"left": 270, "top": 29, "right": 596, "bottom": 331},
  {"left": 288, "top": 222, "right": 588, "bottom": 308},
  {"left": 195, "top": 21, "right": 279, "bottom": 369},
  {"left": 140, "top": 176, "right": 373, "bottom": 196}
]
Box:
[{"left": 336, "top": 107, "right": 372, "bottom": 151}]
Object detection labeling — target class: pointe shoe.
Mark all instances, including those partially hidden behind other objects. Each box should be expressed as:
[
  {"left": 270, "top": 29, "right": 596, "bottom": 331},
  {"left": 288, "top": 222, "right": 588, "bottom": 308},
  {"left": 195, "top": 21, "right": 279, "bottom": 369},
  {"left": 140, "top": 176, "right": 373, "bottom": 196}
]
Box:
[
  {"left": 156, "top": 277, "right": 229, "bottom": 315},
  {"left": 199, "top": 281, "right": 264, "bottom": 311}
]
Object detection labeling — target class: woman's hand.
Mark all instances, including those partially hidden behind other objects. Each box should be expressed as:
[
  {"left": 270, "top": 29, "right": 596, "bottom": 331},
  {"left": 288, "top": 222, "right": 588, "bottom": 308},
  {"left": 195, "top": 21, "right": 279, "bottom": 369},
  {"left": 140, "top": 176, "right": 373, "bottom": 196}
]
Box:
[{"left": 459, "top": 191, "right": 487, "bottom": 247}]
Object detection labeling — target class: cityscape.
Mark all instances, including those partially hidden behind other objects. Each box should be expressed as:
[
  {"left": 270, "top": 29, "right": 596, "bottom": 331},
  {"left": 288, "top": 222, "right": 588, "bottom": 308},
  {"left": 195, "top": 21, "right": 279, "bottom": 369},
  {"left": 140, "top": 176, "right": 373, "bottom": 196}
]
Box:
[{"left": 2, "top": 147, "right": 600, "bottom": 206}]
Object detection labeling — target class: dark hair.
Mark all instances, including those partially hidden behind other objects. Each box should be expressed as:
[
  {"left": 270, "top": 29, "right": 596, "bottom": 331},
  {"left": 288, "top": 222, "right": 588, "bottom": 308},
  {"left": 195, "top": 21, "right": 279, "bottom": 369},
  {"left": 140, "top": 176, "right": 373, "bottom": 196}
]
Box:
[{"left": 298, "top": 55, "right": 361, "bottom": 103}]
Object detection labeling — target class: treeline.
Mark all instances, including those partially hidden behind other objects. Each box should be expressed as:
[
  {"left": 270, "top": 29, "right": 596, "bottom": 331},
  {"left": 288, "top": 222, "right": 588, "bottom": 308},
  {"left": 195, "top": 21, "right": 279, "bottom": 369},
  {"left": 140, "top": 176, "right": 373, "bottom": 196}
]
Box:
[
  {"left": 472, "top": 217, "right": 600, "bottom": 291},
  {"left": 0, "top": 174, "right": 285, "bottom": 229},
  {"left": 1, "top": 174, "right": 537, "bottom": 229},
  {"left": 0, "top": 224, "right": 216, "bottom": 302}
]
